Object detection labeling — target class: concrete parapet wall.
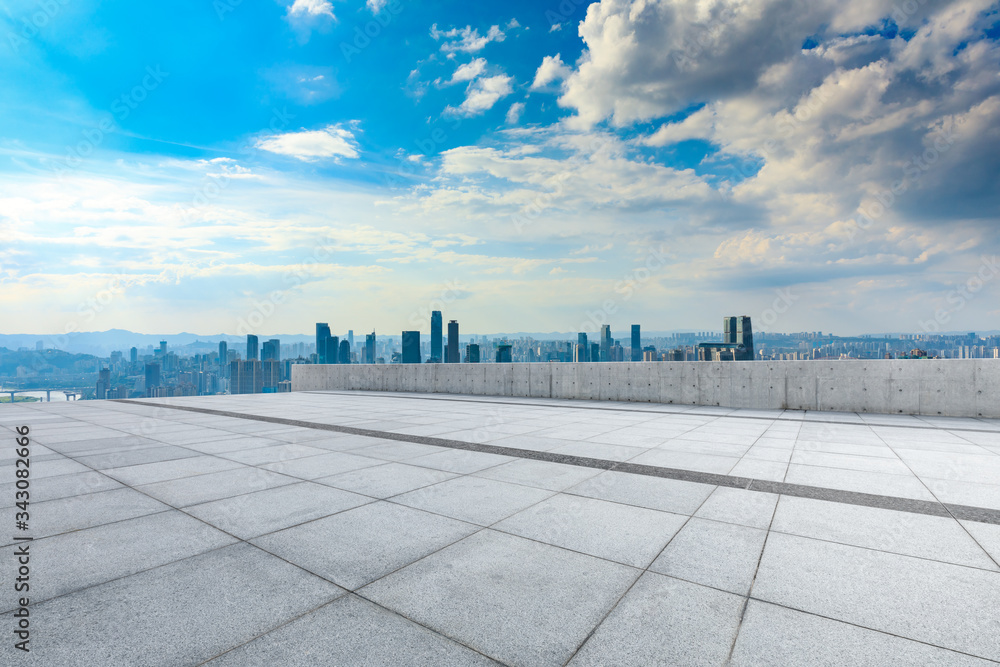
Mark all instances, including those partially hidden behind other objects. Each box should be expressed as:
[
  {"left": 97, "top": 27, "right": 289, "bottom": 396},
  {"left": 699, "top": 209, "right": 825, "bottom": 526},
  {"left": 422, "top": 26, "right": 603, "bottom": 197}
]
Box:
[{"left": 291, "top": 359, "right": 1000, "bottom": 418}]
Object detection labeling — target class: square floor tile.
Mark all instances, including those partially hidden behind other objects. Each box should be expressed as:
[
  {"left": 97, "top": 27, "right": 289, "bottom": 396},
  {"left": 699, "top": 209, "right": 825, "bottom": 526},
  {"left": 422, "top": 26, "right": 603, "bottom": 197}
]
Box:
[
  {"left": 650, "top": 517, "right": 767, "bottom": 595},
  {"left": 393, "top": 476, "right": 554, "bottom": 526}
]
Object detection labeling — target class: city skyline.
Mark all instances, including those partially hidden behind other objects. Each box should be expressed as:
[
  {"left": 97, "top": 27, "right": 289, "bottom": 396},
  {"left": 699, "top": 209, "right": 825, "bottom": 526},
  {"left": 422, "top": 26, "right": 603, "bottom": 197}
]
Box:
[{"left": 2, "top": 1, "right": 998, "bottom": 336}]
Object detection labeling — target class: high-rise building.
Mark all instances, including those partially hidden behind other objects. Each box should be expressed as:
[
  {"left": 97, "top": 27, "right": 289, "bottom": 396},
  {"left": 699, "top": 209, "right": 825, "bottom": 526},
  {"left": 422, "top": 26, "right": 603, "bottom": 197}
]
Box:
[
  {"left": 230, "top": 360, "right": 263, "bottom": 394},
  {"left": 402, "top": 331, "right": 421, "bottom": 363},
  {"left": 96, "top": 367, "right": 110, "bottom": 400},
  {"left": 348, "top": 330, "right": 354, "bottom": 351},
  {"left": 699, "top": 316, "right": 755, "bottom": 361},
  {"left": 577, "top": 333, "right": 589, "bottom": 362},
  {"left": 338, "top": 339, "right": 351, "bottom": 364},
  {"left": 262, "top": 339, "right": 280, "bottom": 361},
  {"left": 316, "top": 323, "right": 331, "bottom": 364},
  {"left": 130, "top": 347, "right": 138, "bottom": 365},
  {"left": 326, "top": 336, "right": 340, "bottom": 365},
  {"left": 246, "top": 334, "right": 259, "bottom": 361},
  {"left": 218, "top": 341, "right": 227, "bottom": 371},
  {"left": 365, "top": 331, "right": 376, "bottom": 364},
  {"left": 465, "top": 343, "right": 480, "bottom": 363},
  {"left": 430, "top": 311, "right": 442, "bottom": 363},
  {"left": 600, "top": 325, "right": 612, "bottom": 362},
  {"left": 496, "top": 344, "right": 513, "bottom": 363},
  {"left": 261, "top": 360, "right": 281, "bottom": 391},
  {"left": 631, "top": 325, "right": 641, "bottom": 362},
  {"left": 144, "top": 363, "right": 160, "bottom": 395},
  {"left": 447, "top": 320, "right": 459, "bottom": 363},
  {"left": 590, "top": 342, "right": 600, "bottom": 364},
  {"left": 158, "top": 340, "right": 167, "bottom": 357}
]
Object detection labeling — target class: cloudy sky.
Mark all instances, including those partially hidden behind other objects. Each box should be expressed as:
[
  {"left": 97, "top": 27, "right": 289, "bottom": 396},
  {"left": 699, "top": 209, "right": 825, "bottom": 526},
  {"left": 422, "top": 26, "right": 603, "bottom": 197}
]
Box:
[{"left": 1, "top": 0, "right": 998, "bottom": 337}]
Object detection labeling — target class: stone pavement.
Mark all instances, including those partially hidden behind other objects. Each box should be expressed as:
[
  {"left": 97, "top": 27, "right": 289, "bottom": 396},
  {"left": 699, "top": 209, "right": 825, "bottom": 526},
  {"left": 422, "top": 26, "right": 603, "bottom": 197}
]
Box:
[{"left": 2, "top": 390, "right": 999, "bottom": 665}]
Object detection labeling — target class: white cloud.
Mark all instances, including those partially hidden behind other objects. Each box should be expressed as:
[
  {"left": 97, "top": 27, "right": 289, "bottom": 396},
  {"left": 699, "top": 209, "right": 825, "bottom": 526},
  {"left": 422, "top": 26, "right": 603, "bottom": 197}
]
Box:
[
  {"left": 430, "top": 24, "right": 506, "bottom": 52},
  {"left": 287, "top": 0, "right": 334, "bottom": 19},
  {"left": 255, "top": 125, "right": 360, "bottom": 161},
  {"left": 366, "top": 0, "right": 388, "bottom": 12},
  {"left": 448, "top": 75, "right": 514, "bottom": 116},
  {"left": 550, "top": 23, "right": 563, "bottom": 33},
  {"left": 505, "top": 102, "right": 525, "bottom": 124},
  {"left": 507, "top": 19, "right": 521, "bottom": 29},
  {"left": 531, "top": 54, "right": 571, "bottom": 90},
  {"left": 449, "top": 58, "right": 487, "bottom": 84}
]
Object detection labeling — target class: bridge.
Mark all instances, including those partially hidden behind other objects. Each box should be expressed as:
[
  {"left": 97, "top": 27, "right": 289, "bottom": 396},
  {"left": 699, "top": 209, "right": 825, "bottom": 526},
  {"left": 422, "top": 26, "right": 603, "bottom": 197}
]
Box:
[{"left": 0, "top": 387, "right": 93, "bottom": 402}]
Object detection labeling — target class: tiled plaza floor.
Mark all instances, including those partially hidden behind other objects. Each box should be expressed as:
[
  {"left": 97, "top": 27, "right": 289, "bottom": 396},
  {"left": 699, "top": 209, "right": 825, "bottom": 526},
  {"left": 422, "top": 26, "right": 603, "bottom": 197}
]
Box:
[{"left": 2, "top": 390, "right": 1000, "bottom": 665}]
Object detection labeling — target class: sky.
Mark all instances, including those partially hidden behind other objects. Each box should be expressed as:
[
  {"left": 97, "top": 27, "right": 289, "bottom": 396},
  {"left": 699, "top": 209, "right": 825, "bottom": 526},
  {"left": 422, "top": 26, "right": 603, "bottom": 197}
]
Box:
[{"left": 1, "top": 0, "right": 998, "bottom": 338}]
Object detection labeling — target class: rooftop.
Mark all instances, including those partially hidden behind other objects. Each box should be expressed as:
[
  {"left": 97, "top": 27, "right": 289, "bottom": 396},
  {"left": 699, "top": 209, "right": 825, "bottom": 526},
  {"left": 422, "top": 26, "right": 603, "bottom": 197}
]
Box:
[{"left": 4, "top": 391, "right": 1000, "bottom": 665}]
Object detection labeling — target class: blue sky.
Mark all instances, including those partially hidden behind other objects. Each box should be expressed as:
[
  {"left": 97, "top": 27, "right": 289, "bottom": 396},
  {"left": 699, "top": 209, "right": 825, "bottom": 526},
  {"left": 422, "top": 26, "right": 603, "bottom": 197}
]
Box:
[{"left": 1, "top": 0, "right": 999, "bottom": 337}]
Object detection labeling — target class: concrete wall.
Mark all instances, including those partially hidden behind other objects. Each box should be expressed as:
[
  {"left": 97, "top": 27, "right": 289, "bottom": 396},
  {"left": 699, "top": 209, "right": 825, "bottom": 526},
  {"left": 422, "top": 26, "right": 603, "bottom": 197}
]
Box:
[{"left": 292, "top": 359, "right": 1000, "bottom": 418}]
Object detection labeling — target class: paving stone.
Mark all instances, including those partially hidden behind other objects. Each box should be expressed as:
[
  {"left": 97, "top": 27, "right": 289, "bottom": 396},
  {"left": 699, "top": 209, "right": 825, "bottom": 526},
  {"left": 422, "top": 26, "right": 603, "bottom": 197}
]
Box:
[
  {"left": 567, "top": 470, "right": 715, "bottom": 515},
  {"left": 315, "top": 462, "right": 458, "bottom": 499},
  {"left": 393, "top": 476, "right": 555, "bottom": 526},
  {"left": 650, "top": 517, "right": 767, "bottom": 595},
  {"left": 137, "top": 466, "right": 295, "bottom": 507},
  {"left": 695, "top": 486, "right": 778, "bottom": 529}
]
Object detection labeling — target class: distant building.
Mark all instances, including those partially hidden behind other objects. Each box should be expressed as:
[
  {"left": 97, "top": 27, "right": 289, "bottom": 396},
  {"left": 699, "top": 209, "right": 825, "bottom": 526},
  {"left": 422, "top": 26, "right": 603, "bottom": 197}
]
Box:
[
  {"left": 218, "top": 342, "right": 227, "bottom": 376},
  {"left": 347, "top": 330, "right": 354, "bottom": 351},
  {"left": 262, "top": 339, "right": 280, "bottom": 361},
  {"left": 447, "top": 320, "right": 459, "bottom": 363},
  {"left": 159, "top": 340, "right": 167, "bottom": 357},
  {"left": 144, "top": 363, "right": 160, "bottom": 395},
  {"left": 326, "top": 337, "right": 339, "bottom": 365},
  {"left": 261, "top": 360, "right": 280, "bottom": 391},
  {"left": 230, "top": 360, "right": 262, "bottom": 394},
  {"left": 465, "top": 343, "right": 480, "bottom": 363},
  {"left": 430, "top": 311, "right": 443, "bottom": 363},
  {"left": 496, "top": 344, "right": 513, "bottom": 363},
  {"left": 577, "top": 333, "right": 589, "bottom": 362},
  {"left": 402, "top": 331, "right": 421, "bottom": 363},
  {"left": 338, "top": 339, "right": 351, "bottom": 364},
  {"left": 246, "top": 334, "right": 259, "bottom": 361},
  {"left": 698, "top": 316, "right": 755, "bottom": 361},
  {"left": 130, "top": 347, "right": 138, "bottom": 365},
  {"left": 96, "top": 367, "right": 110, "bottom": 400},
  {"left": 365, "top": 331, "right": 376, "bottom": 364},
  {"left": 631, "top": 325, "right": 641, "bottom": 362},
  {"left": 590, "top": 342, "right": 600, "bottom": 363},
  {"left": 600, "top": 325, "right": 611, "bottom": 362},
  {"left": 316, "top": 323, "right": 331, "bottom": 364}
]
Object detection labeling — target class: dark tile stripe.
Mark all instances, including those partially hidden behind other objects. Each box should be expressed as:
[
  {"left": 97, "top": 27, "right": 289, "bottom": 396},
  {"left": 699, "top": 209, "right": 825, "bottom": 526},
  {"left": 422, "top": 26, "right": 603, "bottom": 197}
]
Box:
[{"left": 114, "top": 399, "right": 1000, "bottom": 526}]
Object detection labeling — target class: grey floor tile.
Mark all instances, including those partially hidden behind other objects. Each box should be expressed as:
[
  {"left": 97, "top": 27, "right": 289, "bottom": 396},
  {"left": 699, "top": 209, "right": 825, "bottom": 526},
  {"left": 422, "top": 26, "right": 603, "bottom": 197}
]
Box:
[
  {"left": 361, "top": 529, "right": 639, "bottom": 667},
  {"left": 566, "top": 471, "right": 715, "bottom": 515},
  {"left": 730, "top": 600, "right": 995, "bottom": 666},
  {"left": 791, "top": 450, "right": 912, "bottom": 475},
  {"left": 393, "top": 476, "right": 554, "bottom": 526},
  {"left": 180, "top": 435, "right": 283, "bottom": 454},
  {"left": 489, "top": 434, "right": 579, "bottom": 451},
  {"left": 0, "top": 470, "right": 123, "bottom": 508},
  {"left": 260, "top": 451, "right": 384, "bottom": 480},
  {"left": 474, "top": 459, "right": 603, "bottom": 491},
  {"left": 772, "top": 496, "right": 998, "bottom": 570},
  {"left": 347, "top": 441, "right": 446, "bottom": 461},
  {"left": 0, "top": 543, "right": 344, "bottom": 666},
  {"left": 0, "top": 511, "right": 237, "bottom": 610},
  {"left": 783, "top": 464, "right": 935, "bottom": 501},
  {"left": 137, "top": 466, "right": 295, "bottom": 507},
  {"left": 204, "top": 594, "right": 499, "bottom": 666},
  {"left": 728, "top": 458, "right": 788, "bottom": 481},
  {"left": 407, "top": 448, "right": 514, "bottom": 474},
  {"left": 695, "top": 486, "right": 778, "bottom": 529},
  {"left": 315, "top": 462, "right": 458, "bottom": 499},
  {"left": 216, "top": 443, "right": 330, "bottom": 465},
  {"left": 495, "top": 493, "right": 687, "bottom": 567},
  {"left": 926, "top": 477, "right": 1000, "bottom": 511},
  {"left": 650, "top": 517, "right": 767, "bottom": 595},
  {"left": 753, "top": 532, "right": 1000, "bottom": 661},
  {"left": 0, "top": 457, "right": 90, "bottom": 481},
  {"left": 72, "top": 445, "right": 200, "bottom": 469},
  {"left": 3, "top": 487, "right": 171, "bottom": 544},
  {"left": 184, "top": 482, "right": 372, "bottom": 539},
  {"left": 629, "top": 448, "right": 740, "bottom": 474},
  {"left": 549, "top": 441, "right": 649, "bottom": 462},
  {"left": 959, "top": 520, "right": 1000, "bottom": 566},
  {"left": 569, "top": 572, "right": 744, "bottom": 667},
  {"left": 252, "top": 501, "right": 479, "bottom": 590},
  {"left": 103, "top": 455, "right": 244, "bottom": 486}
]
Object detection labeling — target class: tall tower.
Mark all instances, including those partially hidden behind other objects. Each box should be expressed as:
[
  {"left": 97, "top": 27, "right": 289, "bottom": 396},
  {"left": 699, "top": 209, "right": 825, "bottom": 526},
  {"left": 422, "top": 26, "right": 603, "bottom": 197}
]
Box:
[
  {"left": 577, "top": 333, "right": 589, "bottom": 362},
  {"left": 430, "top": 311, "right": 442, "bottom": 363},
  {"left": 326, "top": 336, "right": 339, "bottom": 365},
  {"left": 631, "top": 325, "right": 641, "bottom": 362},
  {"left": 600, "top": 325, "right": 611, "bottom": 362},
  {"left": 246, "top": 334, "right": 259, "bottom": 361},
  {"left": 447, "top": 320, "right": 459, "bottom": 363},
  {"left": 316, "top": 323, "right": 331, "bottom": 363},
  {"left": 402, "top": 331, "right": 421, "bottom": 363},
  {"left": 365, "top": 331, "right": 376, "bottom": 364}
]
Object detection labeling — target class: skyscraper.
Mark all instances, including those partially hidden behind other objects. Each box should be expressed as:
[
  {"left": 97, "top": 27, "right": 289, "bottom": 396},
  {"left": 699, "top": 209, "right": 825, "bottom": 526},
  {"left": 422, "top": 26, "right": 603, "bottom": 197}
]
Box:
[
  {"left": 347, "top": 330, "right": 354, "bottom": 351},
  {"left": 365, "top": 331, "right": 376, "bottom": 364},
  {"left": 631, "top": 324, "right": 641, "bottom": 362},
  {"left": 96, "top": 367, "right": 110, "bottom": 400},
  {"left": 262, "top": 339, "right": 280, "bottom": 361},
  {"left": 246, "top": 334, "right": 259, "bottom": 361},
  {"left": 496, "top": 344, "right": 512, "bottom": 363},
  {"left": 261, "top": 360, "right": 280, "bottom": 392},
  {"left": 144, "top": 363, "right": 160, "bottom": 395},
  {"left": 158, "top": 340, "right": 167, "bottom": 357},
  {"left": 465, "top": 343, "right": 480, "bottom": 363},
  {"left": 338, "top": 339, "right": 351, "bottom": 364},
  {"left": 218, "top": 341, "right": 227, "bottom": 373},
  {"left": 316, "top": 323, "right": 331, "bottom": 363},
  {"left": 230, "top": 360, "right": 262, "bottom": 394},
  {"left": 402, "top": 331, "right": 421, "bottom": 363},
  {"left": 130, "top": 347, "right": 138, "bottom": 365},
  {"left": 326, "top": 336, "right": 339, "bottom": 365},
  {"left": 577, "top": 333, "right": 590, "bottom": 362},
  {"left": 447, "top": 320, "right": 459, "bottom": 363},
  {"left": 430, "top": 311, "right": 442, "bottom": 363},
  {"left": 600, "top": 325, "right": 611, "bottom": 362}
]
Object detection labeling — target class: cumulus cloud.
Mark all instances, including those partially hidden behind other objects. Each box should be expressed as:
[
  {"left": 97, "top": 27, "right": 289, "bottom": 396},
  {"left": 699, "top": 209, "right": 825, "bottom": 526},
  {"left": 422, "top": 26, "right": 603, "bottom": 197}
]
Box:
[
  {"left": 449, "top": 58, "right": 487, "bottom": 84},
  {"left": 531, "top": 54, "right": 572, "bottom": 90},
  {"left": 430, "top": 23, "right": 506, "bottom": 52},
  {"left": 447, "top": 75, "right": 514, "bottom": 116},
  {"left": 286, "top": 0, "right": 334, "bottom": 20},
  {"left": 505, "top": 102, "right": 525, "bottom": 124},
  {"left": 255, "top": 124, "right": 360, "bottom": 161}
]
